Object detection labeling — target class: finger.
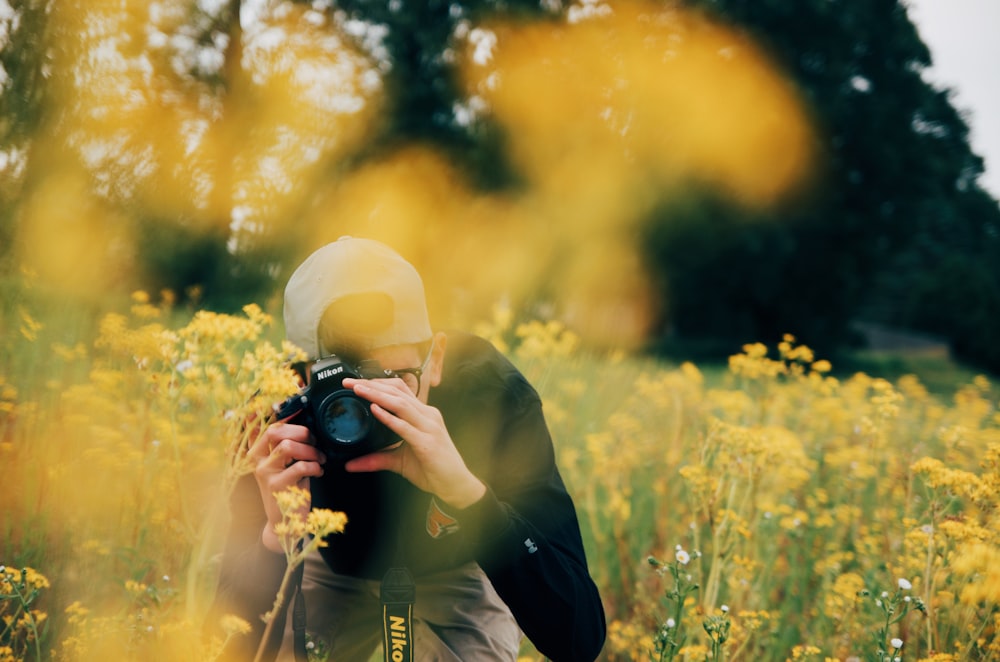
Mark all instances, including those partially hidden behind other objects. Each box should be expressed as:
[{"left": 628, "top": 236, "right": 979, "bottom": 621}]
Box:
[
  {"left": 370, "top": 399, "right": 447, "bottom": 451},
  {"left": 344, "top": 378, "right": 413, "bottom": 405},
  {"left": 368, "top": 401, "right": 424, "bottom": 442},
  {"left": 255, "top": 456, "right": 325, "bottom": 487},
  {"left": 269, "top": 422, "right": 313, "bottom": 445},
  {"left": 279, "top": 459, "right": 325, "bottom": 482},
  {"left": 351, "top": 381, "right": 433, "bottom": 428},
  {"left": 258, "top": 440, "right": 326, "bottom": 477},
  {"left": 250, "top": 423, "right": 313, "bottom": 461},
  {"left": 260, "top": 461, "right": 325, "bottom": 499},
  {"left": 344, "top": 446, "right": 404, "bottom": 475}
]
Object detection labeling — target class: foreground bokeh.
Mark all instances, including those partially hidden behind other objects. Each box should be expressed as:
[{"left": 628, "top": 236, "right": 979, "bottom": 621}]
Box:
[
  {"left": 10, "top": 0, "right": 817, "bottom": 351},
  {"left": 2, "top": 295, "right": 998, "bottom": 661}
]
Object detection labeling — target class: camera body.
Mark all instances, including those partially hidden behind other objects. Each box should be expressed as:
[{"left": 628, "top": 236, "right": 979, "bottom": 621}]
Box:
[{"left": 274, "top": 355, "right": 399, "bottom": 461}]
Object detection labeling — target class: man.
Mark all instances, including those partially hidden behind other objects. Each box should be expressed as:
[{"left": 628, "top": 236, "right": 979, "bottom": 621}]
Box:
[{"left": 209, "top": 237, "right": 606, "bottom": 661}]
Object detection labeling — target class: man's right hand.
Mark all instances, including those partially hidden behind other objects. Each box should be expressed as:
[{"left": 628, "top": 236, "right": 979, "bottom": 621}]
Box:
[{"left": 248, "top": 422, "right": 327, "bottom": 553}]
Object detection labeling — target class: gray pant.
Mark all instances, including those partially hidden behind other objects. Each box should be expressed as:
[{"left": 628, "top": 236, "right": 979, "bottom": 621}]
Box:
[{"left": 279, "top": 551, "right": 522, "bottom": 661}]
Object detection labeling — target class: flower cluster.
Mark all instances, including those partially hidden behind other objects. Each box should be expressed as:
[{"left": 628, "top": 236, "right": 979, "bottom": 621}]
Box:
[
  {"left": 4, "top": 295, "right": 310, "bottom": 661},
  {"left": 0, "top": 565, "right": 49, "bottom": 662},
  {"left": 271, "top": 486, "right": 348, "bottom": 561}
]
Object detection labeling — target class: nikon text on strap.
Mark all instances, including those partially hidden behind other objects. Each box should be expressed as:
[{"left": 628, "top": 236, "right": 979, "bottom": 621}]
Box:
[{"left": 380, "top": 567, "right": 416, "bottom": 662}]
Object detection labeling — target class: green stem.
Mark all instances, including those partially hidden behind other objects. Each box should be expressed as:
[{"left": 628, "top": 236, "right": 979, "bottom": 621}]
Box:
[{"left": 253, "top": 563, "right": 294, "bottom": 662}]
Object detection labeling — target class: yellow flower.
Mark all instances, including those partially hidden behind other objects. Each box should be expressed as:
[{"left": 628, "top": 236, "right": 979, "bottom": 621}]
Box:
[
  {"left": 788, "top": 644, "right": 822, "bottom": 660},
  {"left": 912, "top": 457, "right": 985, "bottom": 503},
  {"left": 824, "top": 572, "right": 866, "bottom": 617},
  {"left": 18, "top": 307, "right": 43, "bottom": 342},
  {"left": 64, "top": 601, "right": 90, "bottom": 625},
  {"left": 273, "top": 486, "right": 348, "bottom": 558},
  {"left": 125, "top": 579, "right": 148, "bottom": 597},
  {"left": 951, "top": 542, "right": 1000, "bottom": 605},
  {"left": 513, "top": 319, "right": 579, "bottom": 359},
  {"left": 729, "top": 342, "right": 786, "bottom": 379},
  {"left": 606, "top": 619, "right": 655, "bottom": 661},
  {"left": 3, "top": 566, "right": 51, "bottom": 591},
  {"left": 307, "top": 509, "right": 349, "bottom": 542},
  {"left": 220, "top": 614, "right": 252, "bottom": 636},
  {"left": 274, "top": 485, "right": 311, "bottom": 515},
  {"left": 678, "top": 644, "right": 709, "bottom": 658},
  {"left": 242, "top": 303, "right": 273, "bottom": 327},
  {"left": 736, "top": 610, "right": 772, "bottom": 632},
  {"left": 811, "top": 359, "right": 832, "bottom": 374}
]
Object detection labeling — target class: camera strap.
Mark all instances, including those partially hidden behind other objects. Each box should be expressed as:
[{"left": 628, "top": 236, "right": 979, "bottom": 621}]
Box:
[
  {"left": 291, "top": 558, "right": 308, "bottom": 662},
  {"left": 290, "top": 541, "right": 309, "bottom": 662},
  {"left": 380, "top": 566, "right": 416, "bottom": 662}
]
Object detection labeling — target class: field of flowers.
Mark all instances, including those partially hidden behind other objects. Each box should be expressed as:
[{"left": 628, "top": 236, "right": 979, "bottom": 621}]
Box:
[{"left": 2, "top": 290, "right": 999, "bottom": 661}]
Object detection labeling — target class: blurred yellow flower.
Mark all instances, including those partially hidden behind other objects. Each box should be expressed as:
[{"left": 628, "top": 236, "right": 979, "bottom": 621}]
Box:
[
  {"left": 220, "top": 613, "right": 252, "bottom": 637},
  {"left": 18, "top": 307, "right": 43, "bottom": 342}
]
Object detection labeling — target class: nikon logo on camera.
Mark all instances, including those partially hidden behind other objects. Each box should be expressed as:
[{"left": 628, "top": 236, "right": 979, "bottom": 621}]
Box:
[{"left": 315, "top": 365, "right": 344, "bottom": 381}]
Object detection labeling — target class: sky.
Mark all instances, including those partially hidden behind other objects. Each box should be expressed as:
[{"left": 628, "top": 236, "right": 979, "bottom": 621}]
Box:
[{"left": 906, "top": 0, "right": 1000, "bottom": 197}]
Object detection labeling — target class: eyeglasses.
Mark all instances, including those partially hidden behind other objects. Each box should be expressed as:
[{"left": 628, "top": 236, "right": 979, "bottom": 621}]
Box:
[{"left": 377, "top": 345, "right": 434, "bottom": 396}]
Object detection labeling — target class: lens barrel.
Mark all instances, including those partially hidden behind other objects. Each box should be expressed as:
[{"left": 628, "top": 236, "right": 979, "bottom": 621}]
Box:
[{"left": 317, "top": 391, "right": 373, "bottom": 445}]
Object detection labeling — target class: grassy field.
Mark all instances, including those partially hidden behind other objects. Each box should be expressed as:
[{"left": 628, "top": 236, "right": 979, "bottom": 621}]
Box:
[{"left": 2, "top": 291, "right": 999, "bottom": 661}]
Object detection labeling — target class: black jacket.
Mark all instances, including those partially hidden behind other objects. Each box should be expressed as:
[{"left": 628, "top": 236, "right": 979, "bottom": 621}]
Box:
[{"left": 208, "top": 331, "right": 606, "bottom": 661}]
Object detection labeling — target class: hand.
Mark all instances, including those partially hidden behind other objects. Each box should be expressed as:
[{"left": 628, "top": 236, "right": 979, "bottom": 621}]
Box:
[
  {"left": 341, "top": 377, "right": 487, "bottom": 510},
  {"left": 248, "top": 421, "right": 327, "bottom": 552}
]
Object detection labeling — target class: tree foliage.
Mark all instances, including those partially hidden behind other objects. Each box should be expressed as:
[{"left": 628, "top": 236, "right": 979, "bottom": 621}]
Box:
[
  {"left": 326, "top": 0, "right": 545, "bottom": 188},
  {"left": 0, "top": 0, "right": 51, "bottom": 271},
  {"left": 644, "top": 0, "right": 1000, "bottom": 370}
]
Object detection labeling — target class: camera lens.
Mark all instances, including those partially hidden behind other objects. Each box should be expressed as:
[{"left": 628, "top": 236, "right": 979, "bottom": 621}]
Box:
[{"left": 318, "top": 392, "right": 371, "bottom": 444}]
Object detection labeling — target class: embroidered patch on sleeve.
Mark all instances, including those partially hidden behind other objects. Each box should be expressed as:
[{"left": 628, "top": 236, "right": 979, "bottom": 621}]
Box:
[{"left": 426, "top": 498, "right": 461, "bottom": 539}]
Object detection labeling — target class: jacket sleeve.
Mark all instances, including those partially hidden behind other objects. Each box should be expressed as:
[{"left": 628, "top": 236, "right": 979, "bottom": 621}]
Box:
[
  {"left": 457, "top": 377, "right": 607, "bottom": 662},
  {"left": 204, "top": 473, "right": 289, "bottom": 661}
]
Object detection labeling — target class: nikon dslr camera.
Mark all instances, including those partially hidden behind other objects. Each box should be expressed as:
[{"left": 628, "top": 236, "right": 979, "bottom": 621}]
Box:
[{"left": 274, "top": 356, "right": 400, "bottom": 461}]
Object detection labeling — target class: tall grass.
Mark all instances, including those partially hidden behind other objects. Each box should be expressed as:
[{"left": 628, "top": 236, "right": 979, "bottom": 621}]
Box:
[{"left": 2, "top": 293, "right": 999, "bottom": 661}]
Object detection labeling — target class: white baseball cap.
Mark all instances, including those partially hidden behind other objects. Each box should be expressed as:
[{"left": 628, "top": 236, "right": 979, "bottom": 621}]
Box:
[{"left": 283, "top": 237, "right": 433, "bottom": 359}]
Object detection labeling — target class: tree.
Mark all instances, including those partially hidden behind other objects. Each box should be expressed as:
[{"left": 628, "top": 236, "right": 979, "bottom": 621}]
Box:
[
  {"left": 642, "top": 0, "right": 1000, "bottom": 368},
  {"left": 0, "top": 0, "right": 50, "bottom": 272}
]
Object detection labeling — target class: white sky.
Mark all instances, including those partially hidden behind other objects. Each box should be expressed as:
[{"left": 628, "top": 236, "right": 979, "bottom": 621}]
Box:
[{"left": 906, "top": 0, "right": 1000, "bottom": 197}]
